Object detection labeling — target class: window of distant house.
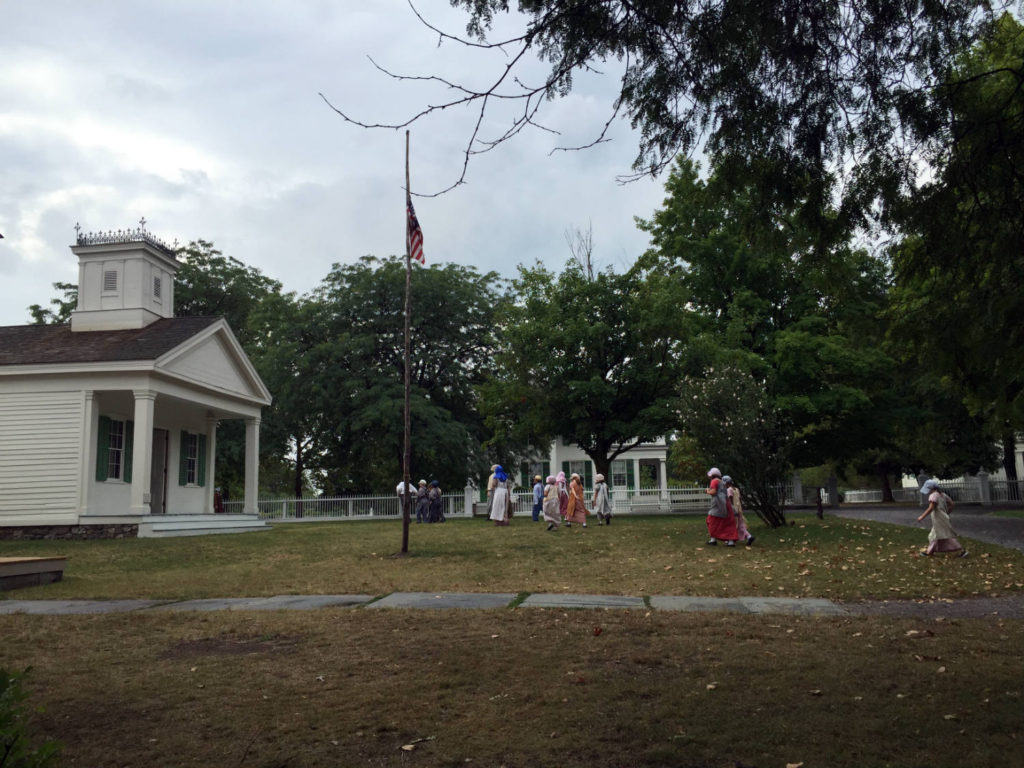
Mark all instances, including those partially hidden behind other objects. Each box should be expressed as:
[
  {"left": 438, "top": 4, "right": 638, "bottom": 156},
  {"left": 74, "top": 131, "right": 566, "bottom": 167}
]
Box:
[
  {"left": 107, "top": 419, "right": 125, "bottom": 480},
  {"left": 566, "top": 460, "right": 588, "bottom": 483},
  {"left": 185, "top": 432, "right": 199, "bottom": 485},
  {"left": 611, "top": 460, "right": 628, "bottom": 489},
  {"left": 103, "top": 270, "right": 118, "bottom": 292},
  {"left": 153, "top": 276, "right": 162, "bottom": 299}
]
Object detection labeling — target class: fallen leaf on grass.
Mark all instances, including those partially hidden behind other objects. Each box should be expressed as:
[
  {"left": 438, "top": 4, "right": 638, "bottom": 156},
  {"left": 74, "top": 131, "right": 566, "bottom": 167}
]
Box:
[
  {"left": 944, "top": 714, "right": 958, "bottom": 720},
  {"left": 593, "top": 626, "right": 603, "bottom": 636},
  {"left": 809, "top": 689, "right": 823, "bottom": 696},
  {"left": 786, "top": 763, "right": 804, "bottom": 768},
  {"left": 706, "top": 683, "right": 718, "bottom": 691}
]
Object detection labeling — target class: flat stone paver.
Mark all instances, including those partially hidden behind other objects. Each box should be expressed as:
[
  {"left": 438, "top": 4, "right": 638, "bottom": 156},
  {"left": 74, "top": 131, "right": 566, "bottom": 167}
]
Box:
[
  {"left": 740, "top": 597, "right": 848, "bottom": 615},
  {"left": 520, "top": 593, "right": 645, "bottom": 609},
  {"left": 0, "top": 599, "right": 161, "bottom": 615},
  {"left": 649, "top": 596, "right": 751, "bottom": 613},
  {"left": 368, "top": 592, "right": 516, "bottom": 610},
  {"left": 150, "top": 595, "right": 373, "bottom": 612}
]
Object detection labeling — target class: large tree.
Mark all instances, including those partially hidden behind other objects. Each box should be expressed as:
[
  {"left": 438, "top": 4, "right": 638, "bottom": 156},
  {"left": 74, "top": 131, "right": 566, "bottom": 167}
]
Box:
[
  {"left": 480, "top": 256, "right": 691, "bottom": 482},
  {"left": 888, "top": 13, "right": 1024, "bottom": 491},
  {"left": 310, "top": 256, "right": 507, "bottom": 493},
  {"left": 331, "top": 1, "right": 1006, "bottom": 221},
  {"left": 638, "top": 158, "right": 895, "bottom": 478}
]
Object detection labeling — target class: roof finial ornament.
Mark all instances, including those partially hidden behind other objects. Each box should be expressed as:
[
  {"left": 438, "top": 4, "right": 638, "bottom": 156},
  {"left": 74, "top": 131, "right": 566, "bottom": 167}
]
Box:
[{"left": 139, "top": 216, "right": 146, "bottom": 232}]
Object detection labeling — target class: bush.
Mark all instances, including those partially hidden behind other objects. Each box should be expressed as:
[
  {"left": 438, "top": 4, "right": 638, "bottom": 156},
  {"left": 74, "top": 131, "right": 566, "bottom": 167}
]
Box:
[{"left": 0, "top": 668, "right": 60, "bottom": 768}]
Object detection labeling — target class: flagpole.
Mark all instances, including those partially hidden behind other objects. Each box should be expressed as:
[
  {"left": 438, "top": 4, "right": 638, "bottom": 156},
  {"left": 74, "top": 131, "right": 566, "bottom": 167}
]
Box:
[{"left": 401, "top": 130, "right": 413, "bottom": 555}]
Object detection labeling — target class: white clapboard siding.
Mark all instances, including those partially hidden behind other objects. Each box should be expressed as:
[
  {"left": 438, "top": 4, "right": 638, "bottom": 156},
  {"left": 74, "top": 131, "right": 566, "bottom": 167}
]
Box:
[{"left": 0, "top": 392, "right": 82, "bottom": 517}]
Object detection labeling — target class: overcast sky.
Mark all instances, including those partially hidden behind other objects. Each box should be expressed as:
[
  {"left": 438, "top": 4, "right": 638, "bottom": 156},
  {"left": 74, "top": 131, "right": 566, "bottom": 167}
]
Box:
[{"left": 1, "top": 0, "right": 671, "bottom": 328}]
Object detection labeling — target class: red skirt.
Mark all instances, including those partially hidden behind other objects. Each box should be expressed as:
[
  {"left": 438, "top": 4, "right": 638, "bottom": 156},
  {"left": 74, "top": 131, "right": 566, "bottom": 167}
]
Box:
[{"left": 706, "top": 506, "right": 739, "bottom": 541}]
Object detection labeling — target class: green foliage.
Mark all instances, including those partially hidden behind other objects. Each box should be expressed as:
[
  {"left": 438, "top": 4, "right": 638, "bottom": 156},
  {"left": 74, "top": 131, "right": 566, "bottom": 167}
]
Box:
[
  {"left": 0, "top": 668, "right": 60, "bottom": 768},
  {"left": 27, "top": 282, "right": 76, "bottom": 325},
  {"left": 480, "top": 258, "right": 691, "bottom": 479},
  {"left": 677, "top": 365, "right": 790, "bottom": 526},
  {"left": 306, "top": 256, "right": 507, "bottom": 492},
  {"left": 889, "top": 13, "right": 1024, "bottom": 435},
  {"left": 450, "top": 0, "right": 999, "bottom": 227}
]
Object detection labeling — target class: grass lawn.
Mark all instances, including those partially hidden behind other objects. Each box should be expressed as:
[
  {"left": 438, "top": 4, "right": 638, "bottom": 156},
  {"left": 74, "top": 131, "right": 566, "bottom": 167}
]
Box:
[
  {"left": 2, "top": 609, "right": 1022, "bottom": 768},
  {"left": 2, "top": 513, "right": 1022, "bottom": 767},
  {"left": 2, "top": 513, "right": 1022, "bottom": 602}
]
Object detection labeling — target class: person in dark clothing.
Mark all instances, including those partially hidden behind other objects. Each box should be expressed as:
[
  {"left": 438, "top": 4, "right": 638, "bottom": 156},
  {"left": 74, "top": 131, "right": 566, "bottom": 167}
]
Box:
[
  {"left": 428, "top": 480, "right": 444, "bottom": 523},
  {"left": 415, "top": 479, "right": 430, "bottom": 523}
]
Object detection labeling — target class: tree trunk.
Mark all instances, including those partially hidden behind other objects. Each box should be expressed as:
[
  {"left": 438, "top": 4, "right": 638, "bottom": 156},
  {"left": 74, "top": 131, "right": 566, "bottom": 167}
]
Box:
[
  {"left": 877, "top": 463, "right": 894, "bottom": 503},
  {"left": 745, "top": 483, "right": 787, "bottom": 528}
]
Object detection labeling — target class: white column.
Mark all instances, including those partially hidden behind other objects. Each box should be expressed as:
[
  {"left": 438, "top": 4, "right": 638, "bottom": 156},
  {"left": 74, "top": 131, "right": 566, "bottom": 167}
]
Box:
[
  {"left": 205, "top": 415, "right": 218, "bottom": 514},
  {"left": 976, "top": 470, "right": 991, "bottom": 506},
  {"left": 131, "top": 390, "right": 156, "bottom": 515},
  {"left": 243, "top": 417, "right": 260, "bottom": 515},
  {"left": 659, "top": 458, "right": 669, "bottom": 500},
  {"left": 78, "top": 391, "right": 96, "bottom": 516}
]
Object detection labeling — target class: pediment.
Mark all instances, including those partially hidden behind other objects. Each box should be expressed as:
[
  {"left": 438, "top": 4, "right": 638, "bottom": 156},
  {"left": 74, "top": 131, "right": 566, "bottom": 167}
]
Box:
[{"left": 158, "top": 325, "right": 271, "bottom": 404}]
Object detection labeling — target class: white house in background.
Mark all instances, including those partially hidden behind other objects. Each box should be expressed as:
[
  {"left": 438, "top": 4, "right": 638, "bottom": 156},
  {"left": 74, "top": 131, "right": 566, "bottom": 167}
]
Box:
[
  {"left": 513, "top": 436, "right": 669, "bottom": 495},
  {"left": 0, "top": 225, "right": 272, "bottom": 538}
]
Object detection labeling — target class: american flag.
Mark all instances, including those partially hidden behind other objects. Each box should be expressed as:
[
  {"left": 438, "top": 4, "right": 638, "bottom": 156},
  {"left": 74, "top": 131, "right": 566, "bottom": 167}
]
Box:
[{"left": 407, "top": 196, "right": 424, "bottom": 264}]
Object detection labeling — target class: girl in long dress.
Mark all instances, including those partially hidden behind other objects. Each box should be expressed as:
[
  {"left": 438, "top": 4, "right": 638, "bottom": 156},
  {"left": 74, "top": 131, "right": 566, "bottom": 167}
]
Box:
[
  {"left": 592, "top": 473, "right": 612, "bottom": 525},
  {"left": 556, "top": 471, "right": 569, "bottom": 522},
  {"left": 705, "top": 467, "right": 739, "bottom": 546},
  {"left": 564, "top": 473, "right": 588, "bottom": 527},
  {"left": 488, "top": 465, "right": 512, "bottom": 526},
  {"left": 917, "top": 479, "right": 967, "bottom": 557},
  {"left": 542, "top": 475, "right": 561, "bottom": 530},
  {"left": 723, "top": 476, "right": 754, "bottom": 546}
]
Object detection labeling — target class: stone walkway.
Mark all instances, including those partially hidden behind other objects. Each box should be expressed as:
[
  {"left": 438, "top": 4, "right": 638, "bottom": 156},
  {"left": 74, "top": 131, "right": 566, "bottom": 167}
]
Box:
[
  {"left": 3, "top": 590, "right": 1023, "bottom": 618},
  {"left": 3, "top": 505, "right": 1022, "bottom": 620}
]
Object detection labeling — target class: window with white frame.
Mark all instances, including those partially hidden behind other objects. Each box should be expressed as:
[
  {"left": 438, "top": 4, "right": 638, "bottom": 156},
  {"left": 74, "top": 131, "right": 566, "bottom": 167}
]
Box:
[
  {"left": 185, "top": 432, "right": 199, "bottom": 485},
  {"left": 107, "top": 419, "right": 125, "bottom": 480},
  {"left": 566, "top": 460, "right": 588, "bottom": 481},
  {"left": 610, "top": 460, "right": 629, "bottom": 490},
  {"left": 153, "top": 275, "right": 162, "bottom": 299}
]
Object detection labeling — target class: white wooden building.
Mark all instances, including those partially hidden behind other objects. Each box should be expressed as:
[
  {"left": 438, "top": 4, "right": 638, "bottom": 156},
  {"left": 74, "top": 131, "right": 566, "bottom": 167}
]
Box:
[
  {"left": 515, "top": 436, "right": 670, "bottom": 495},
  {"left": 0, "top": 226, "right": 272, "bottom": 538}
]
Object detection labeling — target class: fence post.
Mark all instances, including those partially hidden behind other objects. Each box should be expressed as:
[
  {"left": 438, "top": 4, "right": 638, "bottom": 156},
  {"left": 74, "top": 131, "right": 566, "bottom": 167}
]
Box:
[
  {"left": 976, "top": 470, "right": 992, "bottom": 507},
  {"left": 792, "top": 473, "right": 804, "bottom": 505},
  {"left": 826, "top": 476, "right": 839, "bottom": 508},
  {"left": 464, "top": 485, "right": 474, "bottom": 517}
]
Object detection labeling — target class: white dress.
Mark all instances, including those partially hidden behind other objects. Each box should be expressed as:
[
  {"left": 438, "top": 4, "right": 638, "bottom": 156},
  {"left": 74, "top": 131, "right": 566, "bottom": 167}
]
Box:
[{"left": 489, "top": 479, "right": 510, "bottom": 522}]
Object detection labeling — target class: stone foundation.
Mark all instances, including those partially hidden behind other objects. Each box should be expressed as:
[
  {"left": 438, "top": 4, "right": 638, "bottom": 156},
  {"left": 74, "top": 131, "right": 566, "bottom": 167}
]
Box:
[{"left": 0, "top": 524, "right": 139, "bottom": 541}]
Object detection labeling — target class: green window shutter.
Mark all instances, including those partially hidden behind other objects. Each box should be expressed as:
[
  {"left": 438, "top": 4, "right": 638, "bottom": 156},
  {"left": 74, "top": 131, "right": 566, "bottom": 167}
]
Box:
[
  {"left": 124, "top": 420, "right": 134, "bottom": 483},
  {"left": 542, "top": 461, "right": 550, "bottom": 480},
  {"left": 96, "top": 416, "right": 111, "bottom": 481},
  {"left": 626, "top": 461, "right": 635, "bottom": 495},
  {"left": 520, "top": 463, "right": 528, "bottom": 488},
  {"left": 562, "top": 461, "right": 570, "bottom": 477},
  {"left": 198, "top": 434, "right": 207, "bottom": 487},
  {"left": 584, "top": 462, "right": 593, "bottom": 491},
  {"left": 179, "top": 431, "right": 189, "bottom": 486}
]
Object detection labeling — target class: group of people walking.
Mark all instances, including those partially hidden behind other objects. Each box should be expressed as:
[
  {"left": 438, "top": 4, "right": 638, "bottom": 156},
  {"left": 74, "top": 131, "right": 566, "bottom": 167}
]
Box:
[
  {"left": 705, "top": 467, "right": 755, "bottom": 547},
  {"left": 396, "top": 479, "right": 446, "bottom": 523},
  {"left": 486, "top": 466, "right": 613, "bottom": 529}
]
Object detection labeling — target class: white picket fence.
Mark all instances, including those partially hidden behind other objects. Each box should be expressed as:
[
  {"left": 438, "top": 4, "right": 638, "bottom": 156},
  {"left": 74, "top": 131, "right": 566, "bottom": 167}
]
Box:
[{"left": 221, "top": 484, "right": 809, "bottom": 523}]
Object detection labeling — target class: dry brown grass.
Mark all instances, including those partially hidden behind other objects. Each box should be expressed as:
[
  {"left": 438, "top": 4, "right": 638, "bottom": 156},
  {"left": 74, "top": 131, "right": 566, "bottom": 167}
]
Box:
[{"left": 2, "top": 608, "right": 1022, "bottom": 768}]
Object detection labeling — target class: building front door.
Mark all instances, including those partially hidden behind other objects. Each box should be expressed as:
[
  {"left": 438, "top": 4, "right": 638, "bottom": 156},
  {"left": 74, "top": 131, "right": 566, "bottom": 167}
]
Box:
[{"left": 150, "top": 428, "right": 168, "bottom": 514}]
